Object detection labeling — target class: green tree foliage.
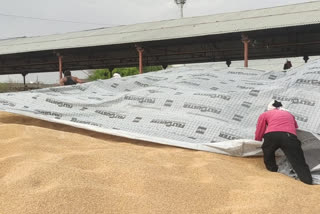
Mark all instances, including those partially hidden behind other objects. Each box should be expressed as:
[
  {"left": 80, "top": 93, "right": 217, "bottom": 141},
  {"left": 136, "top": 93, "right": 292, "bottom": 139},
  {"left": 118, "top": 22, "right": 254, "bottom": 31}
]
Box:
[
  {"left": 89, "top": 66, "right": 163, "bottom": 81},
  {"left": 88, "top": 69, "right": 110, "bottom": 80}
]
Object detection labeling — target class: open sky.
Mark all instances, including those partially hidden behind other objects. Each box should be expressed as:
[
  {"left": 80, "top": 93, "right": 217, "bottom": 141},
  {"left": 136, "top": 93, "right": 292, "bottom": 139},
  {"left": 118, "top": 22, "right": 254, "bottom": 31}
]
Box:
[{"left": 0, "top": 0, "right": 314, "bottom": 39}]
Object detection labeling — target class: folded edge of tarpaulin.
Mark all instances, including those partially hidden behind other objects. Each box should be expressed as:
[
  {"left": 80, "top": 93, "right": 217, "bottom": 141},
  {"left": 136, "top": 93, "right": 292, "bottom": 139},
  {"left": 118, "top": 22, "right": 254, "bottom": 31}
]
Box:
[
  {"left": 202, "top": 139, "right": 263, "bottom": 157},
  {"left": 296, "top": 129, "right": 320, "bottom": 172},
  {"left": 0, "top": 108, "right": 261, "bottom": 157}
]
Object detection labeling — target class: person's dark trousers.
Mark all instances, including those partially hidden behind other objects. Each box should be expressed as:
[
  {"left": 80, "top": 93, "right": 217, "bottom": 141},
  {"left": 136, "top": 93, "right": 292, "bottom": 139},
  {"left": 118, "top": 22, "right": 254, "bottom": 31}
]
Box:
[{"left": 262, "top": 131, "right": 313, "bottom": 185}]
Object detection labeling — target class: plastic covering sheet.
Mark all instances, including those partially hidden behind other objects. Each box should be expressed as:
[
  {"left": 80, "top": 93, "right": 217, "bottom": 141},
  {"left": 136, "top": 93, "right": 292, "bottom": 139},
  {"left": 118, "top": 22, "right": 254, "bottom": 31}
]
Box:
[{"left": 0, "top": 60, "right": 320, "bottom": 183}]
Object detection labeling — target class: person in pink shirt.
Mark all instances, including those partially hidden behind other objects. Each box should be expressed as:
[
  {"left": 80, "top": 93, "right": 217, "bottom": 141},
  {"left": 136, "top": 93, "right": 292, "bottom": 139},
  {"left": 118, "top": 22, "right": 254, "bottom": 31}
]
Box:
[{"left": 255, "top": 100, "right": 312, "bottom": 185}]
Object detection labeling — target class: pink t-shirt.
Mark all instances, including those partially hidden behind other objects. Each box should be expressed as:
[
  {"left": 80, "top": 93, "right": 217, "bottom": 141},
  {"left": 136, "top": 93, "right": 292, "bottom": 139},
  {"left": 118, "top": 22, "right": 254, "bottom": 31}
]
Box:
[{"left": 255, "top": 109, "right": 298, "bottom": 141}]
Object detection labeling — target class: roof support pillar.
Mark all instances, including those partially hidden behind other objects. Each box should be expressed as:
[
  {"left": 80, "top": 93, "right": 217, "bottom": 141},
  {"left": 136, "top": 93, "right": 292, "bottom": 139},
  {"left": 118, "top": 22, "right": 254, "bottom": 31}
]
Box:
[
  {"left": 241, "top": 34, "right": 250, "bottom": 67},
  {"left": 22, "top": 72, "right": 28, "bottom": 86},
  {"left": 58, "top": 54, "right": 63, "bottom": 79},
  {"left": 136, "top": 45, "right": 144, "bottom": 74}
]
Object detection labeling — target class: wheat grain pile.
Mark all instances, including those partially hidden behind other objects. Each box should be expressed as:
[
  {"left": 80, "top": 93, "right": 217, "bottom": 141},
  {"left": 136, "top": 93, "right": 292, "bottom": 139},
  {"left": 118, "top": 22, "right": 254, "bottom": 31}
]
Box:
[{"left": 0, "top": 111, "right": 319, "bottom": 214}]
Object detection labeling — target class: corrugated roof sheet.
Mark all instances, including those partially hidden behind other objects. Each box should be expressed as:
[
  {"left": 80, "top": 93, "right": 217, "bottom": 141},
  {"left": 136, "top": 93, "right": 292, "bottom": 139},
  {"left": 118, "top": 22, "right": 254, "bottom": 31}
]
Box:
[{"left": 1, "top": 1, "right": 320, "bottom": 55}]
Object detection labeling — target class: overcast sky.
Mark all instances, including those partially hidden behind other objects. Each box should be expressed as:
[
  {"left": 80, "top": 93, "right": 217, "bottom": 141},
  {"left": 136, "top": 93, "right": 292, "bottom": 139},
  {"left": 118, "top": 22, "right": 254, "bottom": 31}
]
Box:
[{"left": 0, "top": 0, "right": 314, "bottom": 39}]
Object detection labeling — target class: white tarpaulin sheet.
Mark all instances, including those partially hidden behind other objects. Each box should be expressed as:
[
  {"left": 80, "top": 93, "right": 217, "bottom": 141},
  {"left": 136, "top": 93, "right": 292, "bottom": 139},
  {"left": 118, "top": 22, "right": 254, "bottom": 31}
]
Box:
[{"left": 0, "top": 60, "right": 320, "bottom": 183}]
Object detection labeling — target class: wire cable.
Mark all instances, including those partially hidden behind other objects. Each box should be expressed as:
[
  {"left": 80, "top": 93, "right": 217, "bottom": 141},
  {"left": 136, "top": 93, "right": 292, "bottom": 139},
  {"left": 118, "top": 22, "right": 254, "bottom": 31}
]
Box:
[{"left": 0, "top": 12, "right": 112, "bottom": 26}]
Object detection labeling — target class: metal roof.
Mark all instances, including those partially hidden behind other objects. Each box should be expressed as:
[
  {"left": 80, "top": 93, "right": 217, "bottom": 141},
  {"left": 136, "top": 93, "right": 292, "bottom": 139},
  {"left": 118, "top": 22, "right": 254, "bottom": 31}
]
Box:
[{"left": 1, "top": 1, "right": 320, "bottom": 56}]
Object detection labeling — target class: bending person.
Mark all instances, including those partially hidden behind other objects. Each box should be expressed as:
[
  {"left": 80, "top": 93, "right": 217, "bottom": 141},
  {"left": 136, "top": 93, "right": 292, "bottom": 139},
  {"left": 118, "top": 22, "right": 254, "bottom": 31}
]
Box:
[
  {"left": 60, "top": 70, "right": 83, "bottom": 86},
  {"left": 255, "top": 100, "right": 312, "bottom": 185}
]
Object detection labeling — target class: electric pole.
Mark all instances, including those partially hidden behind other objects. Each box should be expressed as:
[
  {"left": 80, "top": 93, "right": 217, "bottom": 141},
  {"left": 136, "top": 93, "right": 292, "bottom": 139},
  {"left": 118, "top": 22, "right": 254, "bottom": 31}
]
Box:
[{"left": 175, "top": 0, "right": 187, "bottom": 18}]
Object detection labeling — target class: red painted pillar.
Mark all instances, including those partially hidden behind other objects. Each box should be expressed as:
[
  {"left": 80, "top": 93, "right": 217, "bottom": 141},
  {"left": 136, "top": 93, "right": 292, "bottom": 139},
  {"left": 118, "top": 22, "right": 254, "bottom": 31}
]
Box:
[
  {"left": 241, "top": 34, "right": 250, "bottom": 67},
  {"left": 136, "top": 46, "right": 144, "bottom": 74},
  {"left": 58, "top": 55, "right": 63, "bottom": 79}
]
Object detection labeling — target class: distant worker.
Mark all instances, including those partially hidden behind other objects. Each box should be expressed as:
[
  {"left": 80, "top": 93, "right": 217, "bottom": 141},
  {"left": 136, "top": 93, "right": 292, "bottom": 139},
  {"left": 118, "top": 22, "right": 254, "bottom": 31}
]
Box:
[
  {"left": 60, "top": 70, "right": 83, "bottom": 86},
  {"left": 283, "top": 60, "right": 292, "bottom": 70},
  {"left": 112, "top": 73, "right": 121, "bottom": 78},
  {"left": 255, "top": 100, "right": 312, "bottom": 185}
]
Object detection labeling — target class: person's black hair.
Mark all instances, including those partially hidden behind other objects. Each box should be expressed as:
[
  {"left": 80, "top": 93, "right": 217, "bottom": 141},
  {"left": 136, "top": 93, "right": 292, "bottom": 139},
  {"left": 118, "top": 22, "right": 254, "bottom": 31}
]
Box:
[
  {"left": 283, "top": 60, "right": 292, "bottom": 70},
  {"left": 64, "top": 70, "right": 71, "bottom": 77},
  {"left": 272, "top": 100, "right": 283, "bottom": 108}
]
